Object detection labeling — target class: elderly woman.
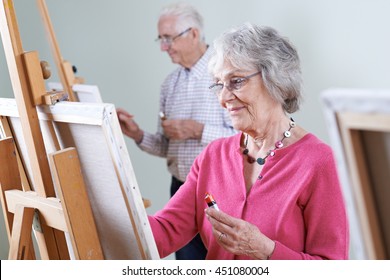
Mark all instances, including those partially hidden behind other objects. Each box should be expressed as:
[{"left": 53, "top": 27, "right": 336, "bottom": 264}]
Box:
[{"left": 148, "top": 23, "right": 349, "bottom": 260}]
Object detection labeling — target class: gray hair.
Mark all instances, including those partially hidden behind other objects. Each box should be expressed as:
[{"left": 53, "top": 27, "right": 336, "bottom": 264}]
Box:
[
  {"left": 209, "top": 23, "right": 303, "bottom": 113},
  {"left": 159, "top": 2, "right": 205, "bottom": 42}
]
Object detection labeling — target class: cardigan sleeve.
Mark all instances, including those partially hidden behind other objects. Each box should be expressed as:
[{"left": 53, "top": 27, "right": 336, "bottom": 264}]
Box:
[{"left": 148, "top": 153, "right": 203, "bottom": 258}]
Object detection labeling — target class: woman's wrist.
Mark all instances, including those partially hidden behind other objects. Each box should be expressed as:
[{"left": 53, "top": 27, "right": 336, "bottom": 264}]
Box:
[{"left": 265, "top": 241, "right": 276, "bottom": 260}]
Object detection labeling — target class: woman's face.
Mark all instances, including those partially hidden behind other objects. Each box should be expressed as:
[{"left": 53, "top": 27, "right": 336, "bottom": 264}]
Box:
[{"left": 212, "top": 61, "right": 278, "bottom": 132}]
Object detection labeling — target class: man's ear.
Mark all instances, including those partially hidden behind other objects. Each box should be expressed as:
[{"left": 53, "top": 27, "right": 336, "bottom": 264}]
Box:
[{"left": 191, "top": 27, "right": 200, "bottom": 42}]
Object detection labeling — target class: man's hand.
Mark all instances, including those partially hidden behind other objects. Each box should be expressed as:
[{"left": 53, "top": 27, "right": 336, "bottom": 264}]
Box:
[
  {"left": 162, "top": 119, "right": 204, "bottom": 140},
  {"left": 116, "top": 108, "right": 144, "bottom": 143}
]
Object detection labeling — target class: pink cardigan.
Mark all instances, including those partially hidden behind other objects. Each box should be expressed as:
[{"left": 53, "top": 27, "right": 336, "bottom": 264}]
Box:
[{"left": 148, "top": 133, "right": 349, "bottom": 259}]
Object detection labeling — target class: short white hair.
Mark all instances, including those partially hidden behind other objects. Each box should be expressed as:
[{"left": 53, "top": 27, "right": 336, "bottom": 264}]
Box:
[
  {"left": 209, "top": 23, "right": 303, "bottom": 113},
  {"left": 159, "top": 2, "right": 205, "bottom": 42}
]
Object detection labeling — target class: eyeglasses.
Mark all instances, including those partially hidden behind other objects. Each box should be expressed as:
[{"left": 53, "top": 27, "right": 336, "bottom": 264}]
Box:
[
  {"left": 209, "top": 71, "right": 261, "bottom": 95},
  {"left": 155, "top": 27, "right": 192, "bottom": 45}
]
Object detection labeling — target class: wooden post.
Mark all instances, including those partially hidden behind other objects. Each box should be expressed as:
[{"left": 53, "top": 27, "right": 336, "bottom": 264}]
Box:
[{"left": 36, "top": 0, "right": 80, "bottom": 101}]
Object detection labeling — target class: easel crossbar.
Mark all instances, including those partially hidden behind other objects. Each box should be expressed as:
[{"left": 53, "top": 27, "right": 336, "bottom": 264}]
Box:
[{"left": 5, "top": 190, "right": 66, "bottom": 231}]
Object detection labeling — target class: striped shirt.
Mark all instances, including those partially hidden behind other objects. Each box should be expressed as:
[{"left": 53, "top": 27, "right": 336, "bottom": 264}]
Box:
[{"left": 138, "top": 47, "right": 236, "bottom": 182}]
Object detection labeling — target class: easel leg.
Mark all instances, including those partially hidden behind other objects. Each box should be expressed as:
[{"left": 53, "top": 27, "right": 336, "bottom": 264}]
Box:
[
  {"left": 8, "top": 205, "right": 35, "bottom": 260},
  {"left": 0, "top": 137, "right": 35, "bottom": 259}
]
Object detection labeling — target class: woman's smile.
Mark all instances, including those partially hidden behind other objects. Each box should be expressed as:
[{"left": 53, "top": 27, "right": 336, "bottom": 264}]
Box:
[{"left": 228, "top": 105, "right": 246, "bottom": 115}]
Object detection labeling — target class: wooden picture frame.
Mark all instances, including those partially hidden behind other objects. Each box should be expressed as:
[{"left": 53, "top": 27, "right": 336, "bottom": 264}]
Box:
[
  {"left": 321, "top": 88, "right": 390, "bottom": 260},
  {"left": 0, "top": 98, "right": 159, "bottom": 260}
]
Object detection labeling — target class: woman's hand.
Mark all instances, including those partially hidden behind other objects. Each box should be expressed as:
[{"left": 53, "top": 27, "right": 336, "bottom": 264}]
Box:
[{"left": 205, "top": 208, "right": 275, "bottom": 259}]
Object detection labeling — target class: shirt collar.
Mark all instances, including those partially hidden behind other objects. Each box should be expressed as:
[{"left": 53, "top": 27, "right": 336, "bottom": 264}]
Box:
[{"left": 182, "top": 45, "right": 212, "bottom": 79}]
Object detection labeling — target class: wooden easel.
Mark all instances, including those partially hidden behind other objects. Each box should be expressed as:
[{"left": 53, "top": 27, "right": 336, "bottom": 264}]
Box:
[{"left": 0, "top": 0, "right": 103, "bottom": 259}]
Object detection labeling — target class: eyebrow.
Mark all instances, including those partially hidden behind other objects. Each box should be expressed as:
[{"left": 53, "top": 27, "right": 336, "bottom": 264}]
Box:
[{"left": 216, "top": 70, "right": 247, "bottom": 80}]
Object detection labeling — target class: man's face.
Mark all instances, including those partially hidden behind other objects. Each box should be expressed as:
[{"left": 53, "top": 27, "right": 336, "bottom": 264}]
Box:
[{"left": 157, "top": 16, "right": 194, "bottom": 67}]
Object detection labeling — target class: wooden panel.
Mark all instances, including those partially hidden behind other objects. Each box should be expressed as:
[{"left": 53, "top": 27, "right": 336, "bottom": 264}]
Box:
[{"left": 49, "top": 147, "right": 103, "bottom": 259}]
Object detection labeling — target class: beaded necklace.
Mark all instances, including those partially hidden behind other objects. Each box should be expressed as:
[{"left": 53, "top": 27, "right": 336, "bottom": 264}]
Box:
[{"left": 243, "top": 118, "right": 296, "bottom": 165}]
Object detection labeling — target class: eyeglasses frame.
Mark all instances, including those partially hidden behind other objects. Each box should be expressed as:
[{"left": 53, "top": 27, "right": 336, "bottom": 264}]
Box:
[
  {"left": 209, "top": 71, "right": 261, "bottom": 95},
  {"left": 155, "top": 27, "right": 192, "bottom": 45}
]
